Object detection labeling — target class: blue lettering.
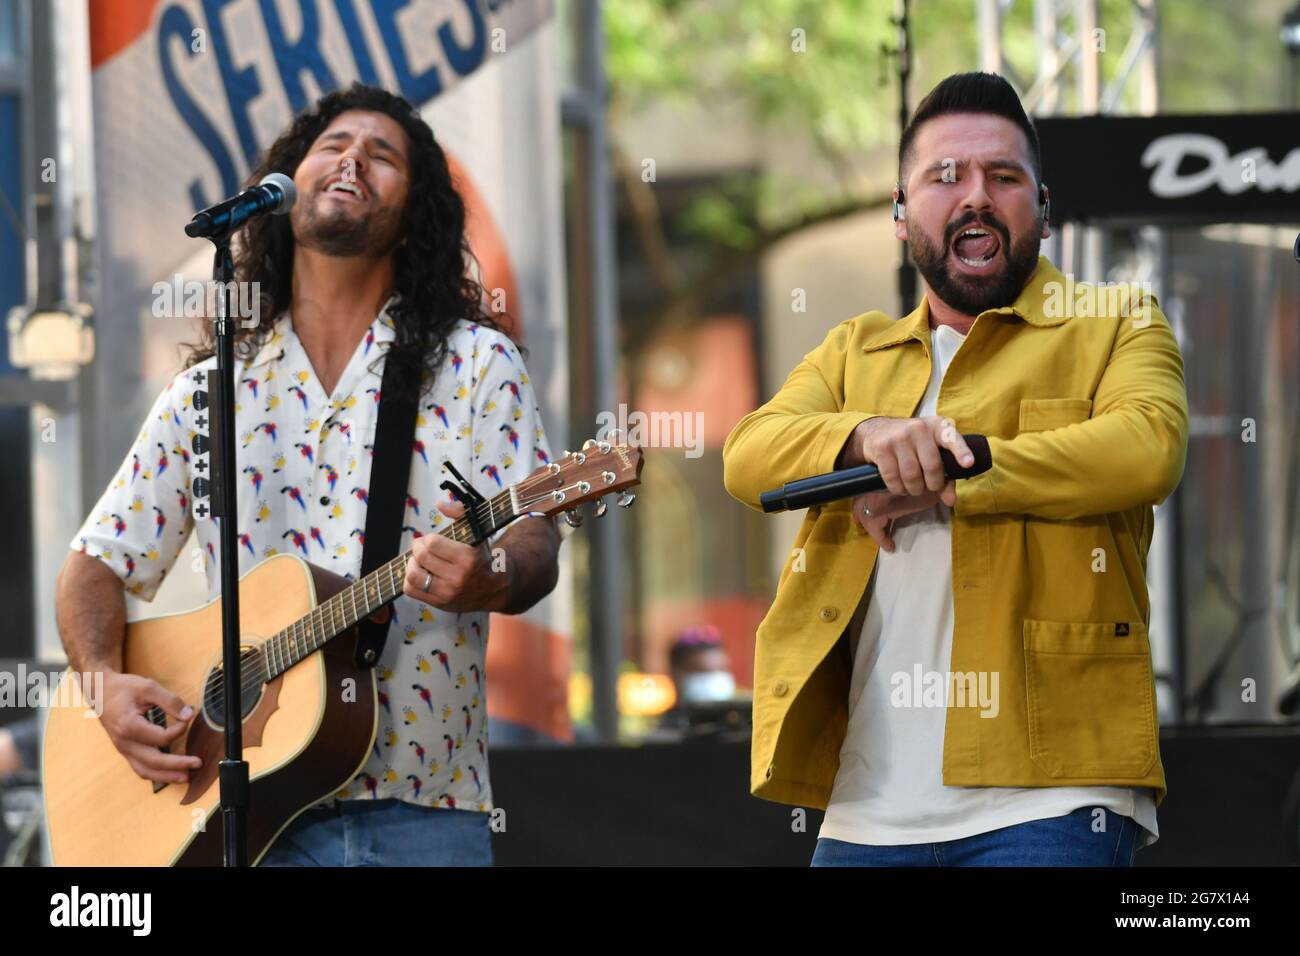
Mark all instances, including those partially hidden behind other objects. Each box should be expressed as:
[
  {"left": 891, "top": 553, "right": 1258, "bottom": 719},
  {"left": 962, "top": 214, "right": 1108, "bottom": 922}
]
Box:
[
  {"left": 202, "top": 0, "right": 264, "bottom": 166},
  {"left": 260, "top": 0, "right": 338, "bottom": 113},
  {"left": 438, "top": 0, "right": 486, "bottom": 76},
  {"left": 158, "top": 3, "right": 238, "bottom": 210},
  {"left": 371, "top": 0, "right": 443, "bottom": 104},
  {"left": 332, "top": 0, "right": 381, "bottom": 86}
]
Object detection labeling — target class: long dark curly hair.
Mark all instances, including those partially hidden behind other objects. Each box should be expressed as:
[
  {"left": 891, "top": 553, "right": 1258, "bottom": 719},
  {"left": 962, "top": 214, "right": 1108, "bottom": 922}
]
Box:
[{"left": 182, "top": 83, "right": 507, "bottom": 402}]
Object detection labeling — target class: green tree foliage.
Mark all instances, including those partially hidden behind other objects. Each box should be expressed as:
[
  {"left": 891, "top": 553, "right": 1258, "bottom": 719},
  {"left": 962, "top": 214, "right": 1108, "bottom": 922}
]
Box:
[{"left": 603, "top": 0, "right": 1295, "bottom": 278}]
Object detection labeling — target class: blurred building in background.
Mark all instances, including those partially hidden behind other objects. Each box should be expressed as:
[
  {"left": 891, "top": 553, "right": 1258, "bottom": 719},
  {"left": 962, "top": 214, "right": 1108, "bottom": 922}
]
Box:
[
  {"left": 599, "top": 0, "right": 1299, "bottom": 741},
  {"left": 0, "top": 0, "right": 1296, "bottom": 762}
]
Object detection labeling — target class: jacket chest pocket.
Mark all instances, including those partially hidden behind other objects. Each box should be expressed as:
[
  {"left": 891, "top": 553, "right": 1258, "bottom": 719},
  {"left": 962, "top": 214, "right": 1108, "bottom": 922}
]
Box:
[
  {"left": 1022, "top": 618, "right": 1157, "bottom": 778},
  {"left": 1018, "top": 398, "right": 1092, "bottom": 433}
]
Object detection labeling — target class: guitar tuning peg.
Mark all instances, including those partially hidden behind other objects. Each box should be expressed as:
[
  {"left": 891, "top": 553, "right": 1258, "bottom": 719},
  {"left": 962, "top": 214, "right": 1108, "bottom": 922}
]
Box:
[
  {"left": 593, "top": 498, "right": 608, "bottom": 518},
  {"left": 582, "top": 438, "right": 597, "bottom": 451},
  {"left": 564, "top": 510, "right": 583, "bottom": 528},
  {"left": 617, "top": 491, "right": 636, "bottom": 508}
]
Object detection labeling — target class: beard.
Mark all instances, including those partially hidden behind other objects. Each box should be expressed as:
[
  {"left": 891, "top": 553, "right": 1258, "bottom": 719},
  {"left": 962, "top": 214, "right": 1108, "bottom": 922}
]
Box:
[
  {"left": 292, "top": 192, "right": 404, "bottom": 259},
  {"left": 908, "top": 211, "right": 1041, "bottom": 317}
]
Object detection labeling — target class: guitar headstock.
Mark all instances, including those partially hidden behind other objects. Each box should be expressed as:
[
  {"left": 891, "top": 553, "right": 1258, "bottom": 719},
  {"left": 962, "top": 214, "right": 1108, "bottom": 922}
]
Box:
[{"left": 516, "top": 437, "right": 644, "bottom": 524}]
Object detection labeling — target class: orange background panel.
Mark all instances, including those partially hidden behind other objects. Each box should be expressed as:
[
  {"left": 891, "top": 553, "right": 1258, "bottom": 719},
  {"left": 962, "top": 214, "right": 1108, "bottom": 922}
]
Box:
[
  {"left": 90, "top": 0, "right": 163, "bottom": 69},
  {"left": 449, "top": 154, "right": 520, "bottom": 341},
  {"left": 485, "top": 615, "right": 573, "bottom": 742},
  {"left": 634, "top": 316, "right": 759, "bottom": 450}
]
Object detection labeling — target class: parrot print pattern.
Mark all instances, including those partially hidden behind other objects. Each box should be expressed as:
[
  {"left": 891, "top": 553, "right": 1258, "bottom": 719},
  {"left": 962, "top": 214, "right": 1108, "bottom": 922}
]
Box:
[{"left": 70, "top": 303, "right": 552, "bottom": 816}]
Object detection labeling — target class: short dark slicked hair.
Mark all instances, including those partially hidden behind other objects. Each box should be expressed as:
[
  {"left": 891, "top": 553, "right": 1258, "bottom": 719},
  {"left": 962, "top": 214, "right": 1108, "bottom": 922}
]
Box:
[{"left": 898, "top": 72, "right": 1042, "bottom": 185}]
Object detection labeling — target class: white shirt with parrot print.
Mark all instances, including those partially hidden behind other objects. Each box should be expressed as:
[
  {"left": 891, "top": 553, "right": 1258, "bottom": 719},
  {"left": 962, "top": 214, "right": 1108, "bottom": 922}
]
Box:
[{"left": 70, "top": 300, "right": 553, "bottom": 814}]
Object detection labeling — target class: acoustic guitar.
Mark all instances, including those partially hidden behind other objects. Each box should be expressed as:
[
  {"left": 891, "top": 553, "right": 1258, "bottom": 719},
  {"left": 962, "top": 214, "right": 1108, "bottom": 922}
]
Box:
[{"left": 43, "top": 439, "right": 642, "bottom": 866}]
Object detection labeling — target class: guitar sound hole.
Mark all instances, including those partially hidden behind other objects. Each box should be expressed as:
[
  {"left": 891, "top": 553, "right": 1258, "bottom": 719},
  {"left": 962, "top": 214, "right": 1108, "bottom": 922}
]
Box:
[{"left": 201, "top": 644, "right": 266, "bottom": 729}]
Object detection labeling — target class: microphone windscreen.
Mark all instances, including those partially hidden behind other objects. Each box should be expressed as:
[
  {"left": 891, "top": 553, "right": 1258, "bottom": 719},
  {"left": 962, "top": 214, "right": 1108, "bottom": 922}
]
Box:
[
  {"left": 937, "top": 433, "right": 992, "bottom": 479},
  {"left": 963, "top": 434, "right": 992, "bottom": 475},
  {"left": 260, "top": 172, "right": 298, "bottom": 214}
]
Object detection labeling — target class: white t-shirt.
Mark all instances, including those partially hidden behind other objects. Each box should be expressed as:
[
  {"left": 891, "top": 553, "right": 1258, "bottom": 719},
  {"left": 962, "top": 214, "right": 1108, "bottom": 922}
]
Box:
[{"left": 819, "top": 323, "right": 1159, "bottom": 848}]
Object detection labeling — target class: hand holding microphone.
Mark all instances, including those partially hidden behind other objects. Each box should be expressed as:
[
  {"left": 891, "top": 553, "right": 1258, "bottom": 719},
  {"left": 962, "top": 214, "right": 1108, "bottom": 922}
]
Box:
[
  {"left": 838, "top": 415, "right": 977, "bottom": 490},
  {"left": 842, "top": 416, "right": 980, "bottom": 552},
  {"left": 759, "top": 415, "right": 991, "bottom": 551}
]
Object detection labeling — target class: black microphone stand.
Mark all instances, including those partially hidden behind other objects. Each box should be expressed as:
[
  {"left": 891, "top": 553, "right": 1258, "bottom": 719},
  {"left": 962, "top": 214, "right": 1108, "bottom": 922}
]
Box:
[
  {"left": 182, "top": 175, "right": 293, "bottom": 866},
  {"left": 195, "top": 230, "right": 249, "bottom": 867}
]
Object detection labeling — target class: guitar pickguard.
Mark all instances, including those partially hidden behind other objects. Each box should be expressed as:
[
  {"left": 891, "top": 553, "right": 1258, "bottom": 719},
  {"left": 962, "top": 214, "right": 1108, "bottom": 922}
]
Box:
[{"left": 180, "top": 674, "right": 283, "bottom": 805}]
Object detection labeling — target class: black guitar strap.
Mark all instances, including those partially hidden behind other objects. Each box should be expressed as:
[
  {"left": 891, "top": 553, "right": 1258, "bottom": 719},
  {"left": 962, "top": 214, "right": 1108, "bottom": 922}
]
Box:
[{"left": 353, "top": 353, "right": 418, "bottom": 668}]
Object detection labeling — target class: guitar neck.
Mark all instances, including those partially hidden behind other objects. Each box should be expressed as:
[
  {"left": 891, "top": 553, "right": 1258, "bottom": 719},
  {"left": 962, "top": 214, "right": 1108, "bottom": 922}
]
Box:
[{"left": 262, "top": 484, "right": 520, "bottom": 678}]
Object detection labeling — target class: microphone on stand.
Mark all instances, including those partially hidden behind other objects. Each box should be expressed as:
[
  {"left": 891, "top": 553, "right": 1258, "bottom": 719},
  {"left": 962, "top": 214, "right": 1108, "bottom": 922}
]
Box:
[
  {"left": 759, "top": 434, "right": 992, "bottom": 513},
  {"left": 184, "top": 172, "right": 297, "bottom": 239},
  {"left": 182, "top": 170, "right": 296, "bottom": 866}
]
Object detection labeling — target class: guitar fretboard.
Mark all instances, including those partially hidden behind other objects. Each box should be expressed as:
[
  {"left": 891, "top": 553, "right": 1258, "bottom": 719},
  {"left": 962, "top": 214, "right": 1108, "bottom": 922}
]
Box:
[{"left": 260, "top": 486, "right": 519, "bottom": 679}]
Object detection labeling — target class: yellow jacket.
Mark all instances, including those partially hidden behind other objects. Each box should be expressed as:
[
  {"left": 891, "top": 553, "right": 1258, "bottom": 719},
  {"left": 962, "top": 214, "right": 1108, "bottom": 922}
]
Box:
[{"left": 723, "top": 256, "right": 1188, "bottom": 810}]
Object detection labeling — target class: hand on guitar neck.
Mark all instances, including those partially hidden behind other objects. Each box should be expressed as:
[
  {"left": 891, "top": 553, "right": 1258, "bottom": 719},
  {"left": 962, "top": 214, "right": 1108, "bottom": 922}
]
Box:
[{"left": 402, "top": 498, "right": 516, "bottom": 613}]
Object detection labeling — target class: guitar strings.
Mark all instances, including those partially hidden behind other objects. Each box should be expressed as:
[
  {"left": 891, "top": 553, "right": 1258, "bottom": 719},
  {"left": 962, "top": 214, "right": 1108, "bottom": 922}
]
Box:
[
  {"left": 197, "top": 488, "right": 509, "bottom": 712},
  {"left": 196, "top": 466, "right": 613, "bottom": 714}
]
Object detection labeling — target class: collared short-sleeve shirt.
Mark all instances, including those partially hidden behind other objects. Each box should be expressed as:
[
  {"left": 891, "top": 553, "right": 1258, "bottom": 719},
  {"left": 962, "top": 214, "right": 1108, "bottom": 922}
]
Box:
[{"left": 71, "top": 302, "right": 553, "bottom": 812}]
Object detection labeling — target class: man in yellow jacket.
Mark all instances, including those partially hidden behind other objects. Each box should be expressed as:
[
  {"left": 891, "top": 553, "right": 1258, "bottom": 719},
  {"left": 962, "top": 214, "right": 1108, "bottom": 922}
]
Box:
[{"left": 723, "top": 72, "right": 1188, "bottom": 866}]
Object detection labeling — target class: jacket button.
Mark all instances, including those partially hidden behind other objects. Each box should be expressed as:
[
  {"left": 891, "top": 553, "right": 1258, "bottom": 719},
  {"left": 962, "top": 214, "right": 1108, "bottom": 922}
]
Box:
[
  {"left": 819, "top": 606, "right": 838, "bottom": 623},
  {"left": 773, "top": 680, "right": 790, "bottom": 697},
  {"left": 319, "top": 496, "right": 330, "bottom": 506}
]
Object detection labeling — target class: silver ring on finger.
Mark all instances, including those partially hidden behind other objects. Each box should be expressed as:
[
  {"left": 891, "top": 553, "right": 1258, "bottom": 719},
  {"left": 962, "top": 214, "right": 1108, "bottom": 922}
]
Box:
[{"left": 423, "top": 571, "right": 432, "bottom": 591}]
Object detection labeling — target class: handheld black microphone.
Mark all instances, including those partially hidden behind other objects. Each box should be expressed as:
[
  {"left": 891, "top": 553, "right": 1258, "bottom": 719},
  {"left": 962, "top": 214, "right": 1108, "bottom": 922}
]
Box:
[
  {"left": 759, "top": 434, "right": 992, "bottom": 513},
  {"left": 184, "top": 172, "right": 297, "bottom": 239}
]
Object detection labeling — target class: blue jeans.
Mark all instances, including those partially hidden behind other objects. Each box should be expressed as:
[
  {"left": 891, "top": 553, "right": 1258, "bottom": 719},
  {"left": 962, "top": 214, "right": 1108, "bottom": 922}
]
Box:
[
  {"left": 812, "top": 807, "right": 1139, "bottom": 867},
  {"left": 258, "top": 799, "right": 493, "bottom": 867}
]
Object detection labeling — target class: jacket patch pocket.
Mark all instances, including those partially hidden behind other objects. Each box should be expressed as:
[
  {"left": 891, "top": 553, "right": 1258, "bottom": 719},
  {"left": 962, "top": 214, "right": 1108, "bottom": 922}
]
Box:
[
  {"left": 1022, "top": 618, "right": 1156, "bottom": 778},
  {"left": 1018, "top": 398, "right": 1093, "bottom": 433}
]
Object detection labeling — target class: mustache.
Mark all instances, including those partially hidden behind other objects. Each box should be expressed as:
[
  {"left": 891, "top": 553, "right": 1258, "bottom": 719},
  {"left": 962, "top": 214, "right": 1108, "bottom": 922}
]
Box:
[{"left": 944, "top": 213, "right": 1009, "bottom": 252}]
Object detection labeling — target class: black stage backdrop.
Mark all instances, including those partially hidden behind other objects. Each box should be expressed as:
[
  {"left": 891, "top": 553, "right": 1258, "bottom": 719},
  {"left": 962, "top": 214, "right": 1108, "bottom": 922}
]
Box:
[
  {"left": 1036, "top": 113, "right": 1300, "bottom": 225},
  {"left": 489, "top": 727, "right": 1300, "bottom": 866}
]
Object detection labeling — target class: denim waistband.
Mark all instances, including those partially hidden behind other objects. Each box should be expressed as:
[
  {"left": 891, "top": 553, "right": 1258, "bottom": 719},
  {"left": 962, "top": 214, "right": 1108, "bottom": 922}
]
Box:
[{"left": 307, "top": 798, "right": 449, "bottom": 816}]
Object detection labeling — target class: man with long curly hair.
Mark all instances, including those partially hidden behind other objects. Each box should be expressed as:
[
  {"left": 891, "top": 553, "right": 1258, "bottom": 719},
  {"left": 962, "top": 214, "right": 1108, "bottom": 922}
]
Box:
[{"left": 55, "top": 84, "right": 561, "bottom": 866}]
